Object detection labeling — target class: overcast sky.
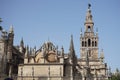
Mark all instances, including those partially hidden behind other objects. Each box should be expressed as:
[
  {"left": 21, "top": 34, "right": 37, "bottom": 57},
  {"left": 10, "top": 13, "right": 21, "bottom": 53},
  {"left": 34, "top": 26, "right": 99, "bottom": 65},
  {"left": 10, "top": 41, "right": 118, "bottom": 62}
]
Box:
[{"left": 0, "top": 0, "right": 120, "bottom": 72}]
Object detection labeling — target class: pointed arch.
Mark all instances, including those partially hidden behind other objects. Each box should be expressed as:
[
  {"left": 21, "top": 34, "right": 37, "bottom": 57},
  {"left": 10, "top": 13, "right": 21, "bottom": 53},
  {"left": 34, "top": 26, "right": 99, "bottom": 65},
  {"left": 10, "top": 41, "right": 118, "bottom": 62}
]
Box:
[
  {"left": 95, "top": 41, "right": 97, "bottom": 47},
  {"left": 82, "top": 41, "right": 84, "bottom": 47},
  {"left": 88, "top": 39, "right": 91, "bottom": 47},
  {"left": 85, "top": 41, "right": 87, "bottom": 47},
  {"left": 92, "top": 41, "right": 94, "bottom": 47},
  {"left": 88, "top": 26, "right": 91, "bottom": 32}
]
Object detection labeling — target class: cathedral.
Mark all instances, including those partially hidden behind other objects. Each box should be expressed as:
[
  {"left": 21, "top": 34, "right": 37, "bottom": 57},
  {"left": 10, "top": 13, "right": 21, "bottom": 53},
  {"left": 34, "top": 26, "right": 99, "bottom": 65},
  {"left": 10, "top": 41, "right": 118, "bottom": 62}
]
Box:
[{"left": 0, "top": 4, "right": 109, "bottom": 80}]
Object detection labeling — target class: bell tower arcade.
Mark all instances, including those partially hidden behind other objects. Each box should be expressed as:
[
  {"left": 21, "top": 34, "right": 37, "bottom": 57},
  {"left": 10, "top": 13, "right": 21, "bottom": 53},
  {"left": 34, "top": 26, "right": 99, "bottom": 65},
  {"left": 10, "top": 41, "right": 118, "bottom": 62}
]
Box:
[{"left": 80, "top": 4, "right": 99, "bottom": 60}]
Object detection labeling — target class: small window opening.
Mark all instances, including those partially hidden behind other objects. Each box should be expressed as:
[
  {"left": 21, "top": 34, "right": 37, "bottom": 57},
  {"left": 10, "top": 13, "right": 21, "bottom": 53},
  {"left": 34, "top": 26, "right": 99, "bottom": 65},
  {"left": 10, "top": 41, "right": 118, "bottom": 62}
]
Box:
[
  {"left": 82, "top": 41, "right": 84, "bottom": 47},
  {"left": 95, "top": 41, "right": 97, "bottom": 46},
  {"left": 88, "top": 39, "right": 91, "bottom": 47},
  {"left": 92, "top": 41, "right": 94, "bottom": 47},
  {"left": 88, "top": 26, "right": 91, "bottom": 32}
]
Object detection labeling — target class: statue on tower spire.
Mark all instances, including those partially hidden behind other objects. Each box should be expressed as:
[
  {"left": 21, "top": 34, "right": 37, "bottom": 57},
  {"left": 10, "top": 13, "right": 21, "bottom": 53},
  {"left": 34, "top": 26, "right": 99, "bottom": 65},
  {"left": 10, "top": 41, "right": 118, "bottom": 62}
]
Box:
[
  {"left": 84, "top": 3, "right": 94, "bottom": 32},
  {"left": 88, "top": 3, "right": 91, "bottom": 9},
  {"left": 86, "top": 3, "right": 93, "bottom": 22}
]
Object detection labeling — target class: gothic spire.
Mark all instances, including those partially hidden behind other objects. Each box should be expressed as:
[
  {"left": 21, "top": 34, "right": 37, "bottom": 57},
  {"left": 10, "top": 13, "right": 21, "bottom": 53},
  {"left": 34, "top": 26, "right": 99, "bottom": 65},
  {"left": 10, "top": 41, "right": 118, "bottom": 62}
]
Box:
[
  {"left": 0, "top": 18, "right": 2, "bottom": 23},
  {"left": 9, "top": 25, "right": 14, "bottom": 34},
  {"left": 85, "top": 3, "right": 93, "bottom": 23},
  {"left": 84, "top": 3, "right": 94, "bottom": 32},
  {"left": 100, "top": 49, "right": 104, "bottom": 58},
  {"left": 69, "top": 35, "right": 75, "bottom": 58},
  {"left": 69, "top": 35, "right": 74, "bottom": 52},
  {"left": 80, "top": 28, "right": 82, "bottom": 35},
  {"left": 25, "top": 46, "right": 28, "bottom": 58},
  {"left": 100, "top": 49, "right": 104, "bottom": 62},
  {"left": 20, "top": 37, "right": 24, "bottom": 47},
  {"left": 0, "top": 18, "right": 3, "bottom": 31},
  {"left": 61, "top": 46, "right": 64, "bottom": 57}
]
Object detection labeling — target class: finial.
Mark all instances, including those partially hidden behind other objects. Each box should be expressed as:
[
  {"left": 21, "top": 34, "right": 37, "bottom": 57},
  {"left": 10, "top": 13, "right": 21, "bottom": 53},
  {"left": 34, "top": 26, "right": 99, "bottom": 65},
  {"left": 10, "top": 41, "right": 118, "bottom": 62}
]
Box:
[
  {"left": 100, "top": 49, "right": 104, "bottom": 62},
  {"left": 101, "top": 49, "right": 103, "bottom": 52},
  {"left": 20, "top": 37, "right": 24, "bottom": 47},
  {"left": 69, "top": 34, "right": 74, "bottom": 51},
  {"left": 61, "top": 46, "right": 63, "bottom": 49},
  {"left": 34, "top": 46, "right": 36, "bottom": 51},
  {"left": 48, "top": 37, "right": 50, "bottom": 42},
  {"left": 80, "top": 28, "right": 82, "bottom": 35},
  {"left": 61, "top": 46, "right": 64, "bottom": 56},
  {"left": 27, "top": 45, "right": 29, "bottom": 51},
  {"left": 109, "top": 66, "right": 111, "bottom": 71},
  {"left": 81, "top": 28, "right": 82, "bottom": 32},
  {"left": 71, "top": 34, "right": 73, "bottom": 40},
  {"left": 88, "top": 3, "right": 91, "bottom": 9},
  {"left": 0, "top": 18, "right": 2, "bottom": 23},
  {"left": 96, "top": 27, "right": 98, "bottom": 32},
  {"left": 0, "top": 18, "right": 3, "bottom": 31},
  {"left": 56, "top": 45, "right": 58, "bottom": 50},
  {"left": 9, "top": 25, "right": 14, "bottom": 33},
  {"left": 61, "top": 46, "right": 64, "bottom": 52},
  {"left": 25, "top": 45, "right": 29, "bottom": 57}
]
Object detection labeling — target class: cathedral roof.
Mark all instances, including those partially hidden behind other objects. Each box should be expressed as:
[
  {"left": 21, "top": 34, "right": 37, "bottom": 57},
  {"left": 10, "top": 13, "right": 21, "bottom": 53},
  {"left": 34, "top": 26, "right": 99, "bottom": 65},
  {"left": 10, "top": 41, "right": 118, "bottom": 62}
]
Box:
[{"left": 35, "top": 41, "right": 58, "bottom": 63}]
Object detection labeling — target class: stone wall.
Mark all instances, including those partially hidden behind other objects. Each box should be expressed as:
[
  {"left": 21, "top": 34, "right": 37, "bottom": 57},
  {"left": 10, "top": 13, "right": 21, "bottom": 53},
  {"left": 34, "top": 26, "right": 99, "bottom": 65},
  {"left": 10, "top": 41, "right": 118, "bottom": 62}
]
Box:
[{"left": 17, "top": 64, "right": 64, "bottom": 80}]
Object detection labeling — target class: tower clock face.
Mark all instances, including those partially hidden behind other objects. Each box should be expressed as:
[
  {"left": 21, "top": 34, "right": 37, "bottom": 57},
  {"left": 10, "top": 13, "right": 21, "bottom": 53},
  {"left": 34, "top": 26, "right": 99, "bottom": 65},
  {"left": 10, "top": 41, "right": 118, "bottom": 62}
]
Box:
[{"left": 46, "top": 52, "right": 57, "bottom": 62}]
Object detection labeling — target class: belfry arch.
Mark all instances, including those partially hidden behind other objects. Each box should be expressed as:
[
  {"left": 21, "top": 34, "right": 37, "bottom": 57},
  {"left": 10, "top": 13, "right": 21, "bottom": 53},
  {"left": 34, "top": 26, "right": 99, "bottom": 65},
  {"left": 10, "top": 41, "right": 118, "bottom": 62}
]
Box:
[{"left": 88, "top": 39, "right": 91, "bottom": 47}]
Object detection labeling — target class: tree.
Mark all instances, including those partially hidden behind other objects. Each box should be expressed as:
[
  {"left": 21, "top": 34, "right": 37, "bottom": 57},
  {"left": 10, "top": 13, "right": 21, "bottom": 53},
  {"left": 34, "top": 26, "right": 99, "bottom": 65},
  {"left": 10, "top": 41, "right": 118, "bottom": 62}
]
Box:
[{"left": 110, "top": 68, "right": 120, "bottom": 80}]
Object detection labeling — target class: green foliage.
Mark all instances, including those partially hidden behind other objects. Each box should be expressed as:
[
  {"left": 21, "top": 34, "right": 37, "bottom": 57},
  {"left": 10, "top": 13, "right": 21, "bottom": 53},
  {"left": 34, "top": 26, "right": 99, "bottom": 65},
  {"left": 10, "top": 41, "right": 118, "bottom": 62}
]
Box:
[
  {"left": 110, "top": 68, "right": 120, "bottom": 80},
  {"left": 111, "top": 75, "right": 120, "bottom": 80}
]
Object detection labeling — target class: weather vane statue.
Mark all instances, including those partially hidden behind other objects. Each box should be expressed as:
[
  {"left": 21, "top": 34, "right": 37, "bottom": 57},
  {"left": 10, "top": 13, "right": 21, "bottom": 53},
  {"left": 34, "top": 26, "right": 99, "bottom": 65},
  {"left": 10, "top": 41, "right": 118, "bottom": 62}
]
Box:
[{"left": 88, "top": 3, "right": 91, "bottom": 9}]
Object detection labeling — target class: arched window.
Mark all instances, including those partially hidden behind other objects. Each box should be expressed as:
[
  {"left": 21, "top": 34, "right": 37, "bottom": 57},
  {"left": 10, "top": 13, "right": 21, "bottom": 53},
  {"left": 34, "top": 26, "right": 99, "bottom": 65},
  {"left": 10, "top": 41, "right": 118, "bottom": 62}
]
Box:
[
  {"left": 82, "top": 41, "right": 84, "bottom": 47},
  {"left": 88, "top": 39, "right": 91, "bottom": 47},
  {"left": 92, "top": 41, "right": 94, "bottom": 47},
  {"left": 95, "top": 41, "right": 97, "bottom": 47},
  {"left": 85, "top": 41, "right": 87, "bottom": 47},
  {"left": 88, "top": 26, "right": 91, "bottom": 32}
]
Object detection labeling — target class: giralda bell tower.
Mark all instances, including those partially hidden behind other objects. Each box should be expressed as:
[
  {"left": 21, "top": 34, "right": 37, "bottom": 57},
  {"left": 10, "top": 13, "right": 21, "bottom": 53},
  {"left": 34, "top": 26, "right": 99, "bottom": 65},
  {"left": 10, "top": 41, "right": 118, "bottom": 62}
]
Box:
[{"left": 80, "top": 4, "right": 99, "bottom": 60}]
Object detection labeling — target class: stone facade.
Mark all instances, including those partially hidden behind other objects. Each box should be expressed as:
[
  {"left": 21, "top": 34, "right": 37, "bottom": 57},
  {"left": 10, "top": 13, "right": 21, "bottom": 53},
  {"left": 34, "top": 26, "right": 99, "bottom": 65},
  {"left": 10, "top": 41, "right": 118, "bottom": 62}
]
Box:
[
  {"left": 0, "top": 26, "right": 24, "bottom": 79},
  {"left": 17, "top": 38, "right": 80, "bottom": 80},
  {"left": 77, "top": 4, "right": 108, "bottom": 80},
  {"left": 0, "top": 4, "right": 109, "bottom": 80}
]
